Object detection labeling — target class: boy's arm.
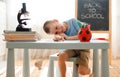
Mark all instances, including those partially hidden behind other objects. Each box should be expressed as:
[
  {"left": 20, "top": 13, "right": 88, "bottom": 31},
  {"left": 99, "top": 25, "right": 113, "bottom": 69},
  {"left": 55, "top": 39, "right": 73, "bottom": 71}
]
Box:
[
  {"left": 66, "top": 35, "right": 79, "bottom": 40},
  {"left": 60, "top": 33, "right": 79, "bottom": 40}
]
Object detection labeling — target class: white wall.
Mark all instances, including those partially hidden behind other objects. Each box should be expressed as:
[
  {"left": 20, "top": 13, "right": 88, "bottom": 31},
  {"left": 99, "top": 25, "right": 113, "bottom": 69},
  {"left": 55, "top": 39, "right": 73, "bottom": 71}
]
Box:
[
  {"left": 0, "top": 1, "right": 6, "bottom": 60},
  {"left": 6, "top": 0, "right": 75, "bottom": 30},
  {"left": 112, "top": 0, "right": 120, "bottom": 58},
  {"left": 116, "top": 0, "right": 120, "bottom": 57}
]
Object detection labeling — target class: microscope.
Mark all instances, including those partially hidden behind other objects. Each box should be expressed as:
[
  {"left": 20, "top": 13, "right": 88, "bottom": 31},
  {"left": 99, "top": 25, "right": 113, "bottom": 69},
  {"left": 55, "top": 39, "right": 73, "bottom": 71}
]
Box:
[{"left": 16, "top": 3, "right": 31, "bottom": 31}]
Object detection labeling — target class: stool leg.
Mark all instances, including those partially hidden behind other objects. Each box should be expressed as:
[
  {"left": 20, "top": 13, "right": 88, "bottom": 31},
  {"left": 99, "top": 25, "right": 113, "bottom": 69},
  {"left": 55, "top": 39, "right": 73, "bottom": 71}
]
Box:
[
  {"left": 47, "top": 59, "right": 54, "bottom": 77},
  {"left": 56, "top": 62, "right": 60, "bottom": 77},
  {"left": 73, "top": 62, "right": 79, "bottom": 77}
]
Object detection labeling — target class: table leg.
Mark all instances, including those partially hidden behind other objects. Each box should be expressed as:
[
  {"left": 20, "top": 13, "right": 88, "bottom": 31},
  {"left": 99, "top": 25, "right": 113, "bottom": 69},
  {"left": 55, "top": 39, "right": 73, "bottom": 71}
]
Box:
[
  {"left": 6, "top": 48, "right": 15, "bottom": 77},
  {"left": 93, "top": 49, "right": 99, "bottom": 77},
  {"left": 23, "top": 49, "right": 30, "bottom": 77},
  {"left": 101, "top": 49, "right": 109, "bottom": 77}
]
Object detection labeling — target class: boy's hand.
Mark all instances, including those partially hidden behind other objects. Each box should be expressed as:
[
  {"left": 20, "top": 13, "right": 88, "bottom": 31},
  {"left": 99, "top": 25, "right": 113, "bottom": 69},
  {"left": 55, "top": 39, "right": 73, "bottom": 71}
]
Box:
[
  {"left": 53, "top": 35, "right": 65, "bottom": 41},
  {"left": 59, "top": 33, "right": 69, "bottom": 40},
  {"left": 60, "top": 33, "right": 79, "bottom": 40}
]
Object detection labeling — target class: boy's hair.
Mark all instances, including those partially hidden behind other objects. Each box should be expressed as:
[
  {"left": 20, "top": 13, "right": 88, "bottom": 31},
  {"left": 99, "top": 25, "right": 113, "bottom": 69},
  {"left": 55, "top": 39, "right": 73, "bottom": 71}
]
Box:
[{"left": 43, "top": 20, "right": 54, "bottom": 33}]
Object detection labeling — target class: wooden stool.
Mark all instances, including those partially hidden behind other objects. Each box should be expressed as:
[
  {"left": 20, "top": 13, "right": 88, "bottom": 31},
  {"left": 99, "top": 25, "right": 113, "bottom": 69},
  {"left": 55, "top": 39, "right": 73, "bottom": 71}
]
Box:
[{"left": 47, "top": 53, "right": 79, "bottom": 77}]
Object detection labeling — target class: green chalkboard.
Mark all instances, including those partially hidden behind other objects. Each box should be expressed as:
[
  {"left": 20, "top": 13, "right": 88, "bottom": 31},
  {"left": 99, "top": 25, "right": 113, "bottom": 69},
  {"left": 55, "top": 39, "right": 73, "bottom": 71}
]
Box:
[{"left": 77, "top": 0, "right": 109, "bottom": 31}]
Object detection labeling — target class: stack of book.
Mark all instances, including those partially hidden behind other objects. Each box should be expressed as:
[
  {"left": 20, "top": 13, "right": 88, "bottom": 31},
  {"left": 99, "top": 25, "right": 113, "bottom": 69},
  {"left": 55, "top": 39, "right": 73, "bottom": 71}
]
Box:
[{"left": 3, "top": 30, "right": 37, "bottom": 41}]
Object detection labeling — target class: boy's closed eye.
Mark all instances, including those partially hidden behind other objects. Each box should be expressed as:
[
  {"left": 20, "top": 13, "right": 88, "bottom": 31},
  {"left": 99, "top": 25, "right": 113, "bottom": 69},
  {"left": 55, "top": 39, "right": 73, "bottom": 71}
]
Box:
[
  {"left": 55, "top": 27, "right": 57, "bottom": 30},
  {"left": 55, "top": 32, "right": 58, "bottom": 34}
]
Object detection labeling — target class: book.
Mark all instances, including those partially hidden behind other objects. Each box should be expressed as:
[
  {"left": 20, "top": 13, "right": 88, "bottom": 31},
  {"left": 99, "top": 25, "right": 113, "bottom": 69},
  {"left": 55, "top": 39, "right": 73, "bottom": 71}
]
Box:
[{"left": 3, "top": 30, "right": 37, "bottom": 41}]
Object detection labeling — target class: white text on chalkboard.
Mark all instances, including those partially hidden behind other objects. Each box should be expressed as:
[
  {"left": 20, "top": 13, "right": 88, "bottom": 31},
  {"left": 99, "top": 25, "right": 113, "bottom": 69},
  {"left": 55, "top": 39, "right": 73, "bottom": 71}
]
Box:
[{"left": 81, "top": 2, "right": 104, "bottom": 19}]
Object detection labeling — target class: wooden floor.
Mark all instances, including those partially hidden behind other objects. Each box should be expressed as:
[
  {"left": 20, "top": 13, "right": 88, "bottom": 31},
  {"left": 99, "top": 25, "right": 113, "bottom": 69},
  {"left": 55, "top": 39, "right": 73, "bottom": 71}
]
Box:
[{"left": 0, "top": 58, "right": 120, "bottom": 77}]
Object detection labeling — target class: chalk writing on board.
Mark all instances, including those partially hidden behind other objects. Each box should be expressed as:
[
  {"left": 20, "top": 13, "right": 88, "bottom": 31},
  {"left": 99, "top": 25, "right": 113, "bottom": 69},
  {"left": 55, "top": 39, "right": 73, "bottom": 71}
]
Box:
[
  {"left": 77, "top": 0, "right": 109, "bottom": 31},
  {"left": 81, "top": 2, "right": 104, "bottom": 19}
]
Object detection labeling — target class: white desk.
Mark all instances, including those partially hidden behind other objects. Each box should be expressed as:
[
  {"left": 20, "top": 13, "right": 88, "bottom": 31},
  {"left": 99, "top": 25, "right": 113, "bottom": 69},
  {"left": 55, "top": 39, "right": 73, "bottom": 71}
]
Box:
[{"left": 6, "top": 39, "right": 109, "bottom": 77}]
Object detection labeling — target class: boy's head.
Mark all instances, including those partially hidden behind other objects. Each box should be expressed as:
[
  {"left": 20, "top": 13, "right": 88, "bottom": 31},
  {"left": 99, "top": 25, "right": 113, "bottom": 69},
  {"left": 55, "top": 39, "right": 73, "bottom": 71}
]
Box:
[
  {"left": 43, "top": 20, "right": 54, "bottom": 34},
  {"left": 43, "top": 19, "right": 65, "bottom": 34}
]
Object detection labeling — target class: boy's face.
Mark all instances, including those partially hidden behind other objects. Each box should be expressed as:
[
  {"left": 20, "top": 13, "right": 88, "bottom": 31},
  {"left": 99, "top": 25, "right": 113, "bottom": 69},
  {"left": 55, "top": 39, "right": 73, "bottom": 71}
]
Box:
[{"left": 48, "top": 22, "right": 64, "bottom": 34}]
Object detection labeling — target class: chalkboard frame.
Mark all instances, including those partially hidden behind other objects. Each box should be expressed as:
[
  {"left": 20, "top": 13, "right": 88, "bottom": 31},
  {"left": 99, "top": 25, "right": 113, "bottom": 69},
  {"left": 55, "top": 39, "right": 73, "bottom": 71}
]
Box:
[{"left": 76, "top": 0, "right": 109, "bottom": 31}]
